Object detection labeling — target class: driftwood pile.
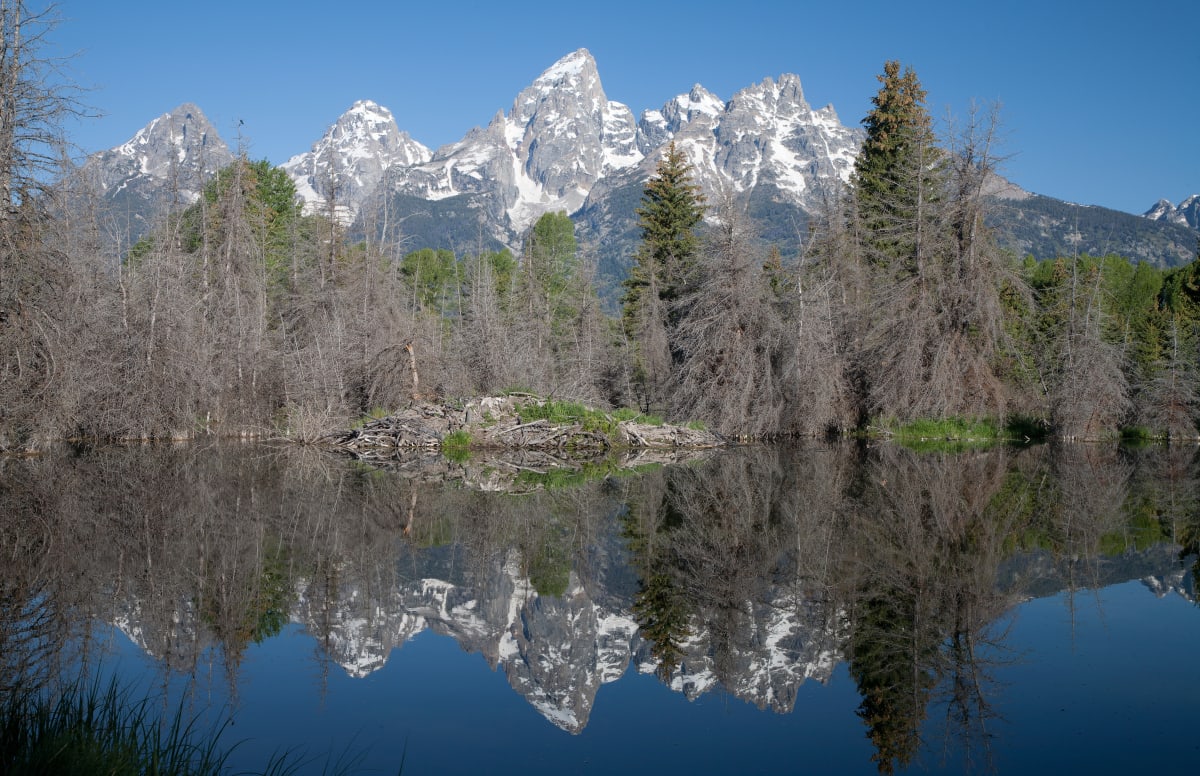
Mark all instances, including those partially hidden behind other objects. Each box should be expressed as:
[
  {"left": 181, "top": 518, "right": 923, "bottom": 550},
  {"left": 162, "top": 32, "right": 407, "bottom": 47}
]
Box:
[{"left": 319, "top": 395, "right": 723, "bottom": 462}]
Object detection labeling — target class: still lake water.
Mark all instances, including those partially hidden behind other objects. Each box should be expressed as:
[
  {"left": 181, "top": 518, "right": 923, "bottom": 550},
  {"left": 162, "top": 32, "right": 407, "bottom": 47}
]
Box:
[{"left": 2, "top": 441, "right": 1198, "bottom": 774}]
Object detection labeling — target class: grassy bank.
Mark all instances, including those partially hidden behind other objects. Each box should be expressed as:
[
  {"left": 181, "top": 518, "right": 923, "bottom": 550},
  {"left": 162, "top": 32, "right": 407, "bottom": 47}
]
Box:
[
  {"left": 0, "top": 675, "right": 364, "bottom": 775},
  {"left": 872, "top": 416, "right": 1047, "bottom": 452}
]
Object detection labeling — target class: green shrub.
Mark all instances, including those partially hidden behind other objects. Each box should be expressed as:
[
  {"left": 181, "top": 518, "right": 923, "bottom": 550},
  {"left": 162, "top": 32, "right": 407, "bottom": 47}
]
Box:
[{"left": 441, "top": 430, "right": 472, "bottom": 462}]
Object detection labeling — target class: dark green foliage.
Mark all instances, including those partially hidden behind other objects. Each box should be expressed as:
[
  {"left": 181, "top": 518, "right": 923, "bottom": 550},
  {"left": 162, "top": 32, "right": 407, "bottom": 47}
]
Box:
[
  {"left": 621, "top": 491, "right": 693, "bottom": 681},
  {"left": 200, "top": 541, "right": 296, "bottom": 665},
  {"left": 849, "top": 591, "right": 938, "bottom": 775},
  {"left": 520, "top": 210, "right": 580, "bottom": 331},
  {"left": 1160, "top": 257, "right": 1200, "bottom": 316},
  {"left": 401, "top": 247, "right": 459, "bottom": 313},
  {"left": 852, "top": 60, "right": 944, "bottom": 269},
  {"left": 630, "top": 568, "right": 692, "bottom": 679},
  {"left": 482, "top": 249, "right": 517, "bottom": 300},
  {"left": 182, "top": 158, "right": 303, "bottom": 268},
  {"left": 842, "top": 62, "right": 1022, "bottom": 425},
  {"left": 622, "top": 141, "right": 707, "bottom": 319},
  {"left": 1025, "top": 253, "right": 1200, "bottom": 439},
  {"left": 526, "top": 520, "right": 572, "bottom": 598},
  {"left": 621, "top": 142, "right": 706, "bottom": 414}
]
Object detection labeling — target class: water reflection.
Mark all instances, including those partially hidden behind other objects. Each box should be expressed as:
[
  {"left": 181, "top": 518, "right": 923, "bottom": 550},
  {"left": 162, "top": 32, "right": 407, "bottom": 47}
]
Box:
[{"left": 1, "top": 441, "right": 1196, "bottom": 772}]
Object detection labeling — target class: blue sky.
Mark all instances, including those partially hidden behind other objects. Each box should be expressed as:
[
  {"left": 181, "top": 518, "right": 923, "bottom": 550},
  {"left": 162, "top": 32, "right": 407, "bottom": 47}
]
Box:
[{"left": 52, "top": 0, "right": 1198, "bottom": 215}]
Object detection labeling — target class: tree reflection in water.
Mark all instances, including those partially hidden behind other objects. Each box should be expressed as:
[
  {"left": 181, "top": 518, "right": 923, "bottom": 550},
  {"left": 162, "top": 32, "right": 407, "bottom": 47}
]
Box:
[{"left": 1, "top": 440, "right": 1197, "bottom": 771}]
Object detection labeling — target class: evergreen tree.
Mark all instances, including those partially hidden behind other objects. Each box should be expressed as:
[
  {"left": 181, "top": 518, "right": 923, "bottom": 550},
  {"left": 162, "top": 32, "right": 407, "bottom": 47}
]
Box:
[
  {"left": 621, "top": 142, "right": 706, "bottom": 413},
  {"left": 847, "top": 62, "right": 1025, "bottom": 423},
  {"left": 852, "top": 60, "right": 944, "bottom": 270}
]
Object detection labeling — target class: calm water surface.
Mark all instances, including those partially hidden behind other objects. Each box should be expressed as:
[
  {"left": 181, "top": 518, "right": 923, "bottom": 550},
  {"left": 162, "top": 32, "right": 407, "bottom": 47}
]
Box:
[{"left": 2, "top": 441, "right": 1197, "bottom": 774}]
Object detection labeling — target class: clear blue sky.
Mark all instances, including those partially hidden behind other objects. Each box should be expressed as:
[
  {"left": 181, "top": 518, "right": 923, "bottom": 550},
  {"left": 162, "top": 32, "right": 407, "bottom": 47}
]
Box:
[{"left": 51, "top": 0, "right": 1199, "bottom": 215}]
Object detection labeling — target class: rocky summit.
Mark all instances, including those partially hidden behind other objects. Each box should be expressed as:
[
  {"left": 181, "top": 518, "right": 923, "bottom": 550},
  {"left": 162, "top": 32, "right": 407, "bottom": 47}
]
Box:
[{"left": 1145, "top": 194, "right": 1200, "bottom": 230}]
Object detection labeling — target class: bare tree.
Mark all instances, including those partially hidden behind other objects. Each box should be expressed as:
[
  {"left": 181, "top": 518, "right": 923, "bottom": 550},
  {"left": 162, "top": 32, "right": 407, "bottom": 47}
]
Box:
[
  {"left": 1048, "top": 261, "right": 1132, "bottom": 440},
  {"left": 670, "top": 192, "right": 787, "bottom": 436},
  {"left": 0, "top": 0, "right": 86, "bottom": 449}
]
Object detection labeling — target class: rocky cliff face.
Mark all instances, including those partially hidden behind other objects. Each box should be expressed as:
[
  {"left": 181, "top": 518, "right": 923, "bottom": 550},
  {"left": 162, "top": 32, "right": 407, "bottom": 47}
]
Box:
[
  {"left": 281, "top": 99, "right": 431, "bottom": 222},
  {"left": 283, "top": 557, "right": 843, "bottom": 733},
  {"left": 86, "top": 49, "right": 863, "bottom": 261},
  {"left": 85, "top": 103, "right": 233, "bottom": 197},
  {"left": 376, "top": 49, "right": 643, "bottom": 242},
  {"left": 80, "top": 103, "right": 234, "bottom": 245}
]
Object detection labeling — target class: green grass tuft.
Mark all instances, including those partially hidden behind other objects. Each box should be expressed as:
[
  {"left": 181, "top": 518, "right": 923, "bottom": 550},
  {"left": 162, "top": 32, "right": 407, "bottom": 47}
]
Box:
[
  {"left": 0, "top": 675, "right": 235, "bottom": 775},
  {"left": 441, "top": 430, "right": 473, "bottom": 462},
  {"left": 0, "top": 674, "right": 370, "bottom": 775},
  {"left": 876, "top": 416, "right": 1022, "bottom": 452},
  {"left": 515, "top": 399, "right": 667, "bottom": 439}
]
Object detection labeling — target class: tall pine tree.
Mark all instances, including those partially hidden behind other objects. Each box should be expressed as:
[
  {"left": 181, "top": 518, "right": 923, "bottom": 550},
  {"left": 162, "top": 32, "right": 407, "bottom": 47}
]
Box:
[
  {"left": 621, "top": 142, "right": 705, "bottom": 413},
  {"left": 852, "top": 60, "right": 944, "bottom": 272},
  {"left": 848, "top": 62, "right": 1023, "bottom": 423}
]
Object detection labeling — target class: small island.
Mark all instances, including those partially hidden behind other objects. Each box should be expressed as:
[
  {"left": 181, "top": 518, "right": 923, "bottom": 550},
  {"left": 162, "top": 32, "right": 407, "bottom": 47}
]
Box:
[{"left": 318, "top": 395, "right": 723, "bottom": 461}]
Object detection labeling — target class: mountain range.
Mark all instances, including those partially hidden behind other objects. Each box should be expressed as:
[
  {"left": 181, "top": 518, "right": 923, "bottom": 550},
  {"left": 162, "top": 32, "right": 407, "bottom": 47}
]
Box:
[
  {"left": 82, "top": 48, "right": 1199, "bottom": 286},
  {"left": 112, "top": 538, "right": 1192, "bottom": 734}
]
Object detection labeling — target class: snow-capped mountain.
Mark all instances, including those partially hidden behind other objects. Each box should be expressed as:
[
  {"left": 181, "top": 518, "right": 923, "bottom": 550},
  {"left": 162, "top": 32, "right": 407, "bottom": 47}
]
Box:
[
  {"left": 284, "top": 559, "right": 844, "bottom": 733},
  {"left": 372, "top": 50, "right": 863, "bottom": 251},
  {"left": 86, "top": 102, "right": 233, "bottom": 197},
  {"left": 78, "top": 51, "right": 862, "bottom": 259},
  {"left": 674, "top": 73, "right": 860, "bottom": 205},
  {"left": 281, "top": 99, "right": 431, "bottom": 221},
  {"left": 1145, "top": 194, "right": 1200, "bottom": 230},
  {"left": 80, "top": 103, "right": 234, "bottom": 243},
  {"left": 636, "top": 84, "right": 726, "bottom": 154},
  {"left": 102, "top": 504, "right": 1193, "bottom": 736},
  {"left": 373, "top": 48, "right": 642, "bottom": 239}
]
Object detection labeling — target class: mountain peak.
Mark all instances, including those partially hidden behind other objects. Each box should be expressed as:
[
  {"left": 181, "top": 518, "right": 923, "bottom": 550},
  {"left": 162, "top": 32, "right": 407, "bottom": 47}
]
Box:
[
  {"left": 100, "top": 103, "right": 232, "bottom": 192},
  {"left": 282, "top": 100, "right": 431, "bottom": 218},
  {"left": 534, "top": 48, "right": 596, "bottom": 86},
  {"left": 167, "top": 102, "right": 204, "bottom": 120},
  {"left": 118, "top": 103, "right": 220, "bottom": 154},
  {"left": 1144, "top": 195, "right": 1200, "bottom": 230}
]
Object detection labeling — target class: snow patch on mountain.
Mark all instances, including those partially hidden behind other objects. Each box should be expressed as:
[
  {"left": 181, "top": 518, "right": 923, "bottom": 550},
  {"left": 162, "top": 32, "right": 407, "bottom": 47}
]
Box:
[
  {"left": 83, "top": 103, "right": 234, "bottom": 205},
  {"left": 282, "top": 100, "right": 431, "bottom": 221},
  {"left": 637, "top": 84, "right": 725, "bottom": 153},
  {"left": 1145, "top": 194, "right": 1200, "bottom": 230},
  {"left": 386, "top": 48, "right": 644, "bottom": 235}
]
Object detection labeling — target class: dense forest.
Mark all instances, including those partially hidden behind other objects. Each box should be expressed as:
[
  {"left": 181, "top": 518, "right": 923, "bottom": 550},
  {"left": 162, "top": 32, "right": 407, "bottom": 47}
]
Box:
[{"left": 2, "top": 5, "right": 1200, "bottom": 451}]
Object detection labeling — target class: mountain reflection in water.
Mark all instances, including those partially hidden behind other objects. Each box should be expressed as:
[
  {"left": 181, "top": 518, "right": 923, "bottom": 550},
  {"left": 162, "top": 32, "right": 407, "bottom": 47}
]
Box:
[{"left": 1, "top": 441, "right": 1197, "bottom": 774}]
